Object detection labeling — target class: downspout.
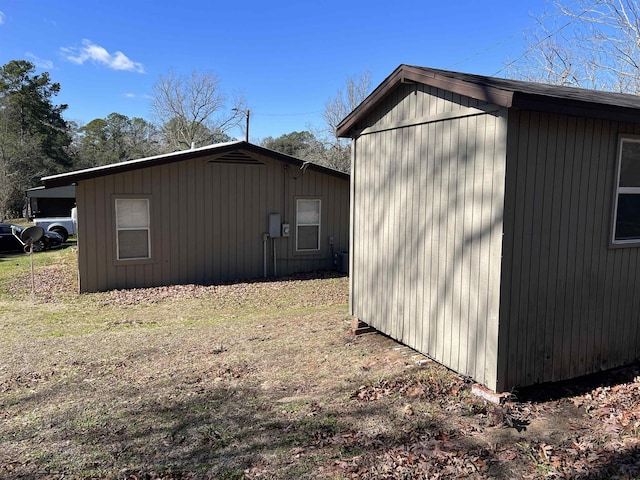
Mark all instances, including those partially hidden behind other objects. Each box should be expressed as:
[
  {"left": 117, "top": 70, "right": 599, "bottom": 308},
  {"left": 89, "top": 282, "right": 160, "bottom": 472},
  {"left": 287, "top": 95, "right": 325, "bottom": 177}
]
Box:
[
  {"left": 273, "top": 238, "right": 277, "bottom": 276},
  {"left": 263, "top": 233, "right": 269, "bottom": 278}
]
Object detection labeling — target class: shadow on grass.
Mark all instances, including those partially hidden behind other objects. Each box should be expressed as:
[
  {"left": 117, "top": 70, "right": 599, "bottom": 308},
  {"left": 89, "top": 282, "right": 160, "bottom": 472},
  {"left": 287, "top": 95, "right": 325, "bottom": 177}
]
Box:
[
  {"left": 2, "top": 376, "right": 433, "bottom": 478},
  {"left": 4, "top": 364, "right": 640, "bottom": 479},
  {"left": 3, "top": 341, "right": 640, "bottom": 479}
]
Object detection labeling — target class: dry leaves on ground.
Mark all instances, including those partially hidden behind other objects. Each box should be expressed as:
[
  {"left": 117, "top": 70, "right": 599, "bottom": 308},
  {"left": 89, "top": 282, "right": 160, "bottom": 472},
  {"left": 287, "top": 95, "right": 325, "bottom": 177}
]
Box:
[{"left": 7, "top": 261, "right": 348, "bottom": 308}]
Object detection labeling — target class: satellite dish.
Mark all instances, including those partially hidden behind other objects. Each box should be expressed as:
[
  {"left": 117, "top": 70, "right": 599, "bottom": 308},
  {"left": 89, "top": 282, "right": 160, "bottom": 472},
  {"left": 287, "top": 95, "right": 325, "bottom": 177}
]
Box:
[
  {"left": 15, "top": 225, "right": 45, "bottom": 298},
  {"left": 21, "top": 226, "right": 44, "bottom": 244}
]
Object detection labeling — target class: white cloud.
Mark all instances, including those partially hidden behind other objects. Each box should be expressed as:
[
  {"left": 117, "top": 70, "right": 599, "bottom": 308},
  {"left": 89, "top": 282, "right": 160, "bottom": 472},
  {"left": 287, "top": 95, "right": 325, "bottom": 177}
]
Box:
[
  {"left": 124, "top": 92, "right": 152, "bottom": 99},
  {"left": 26, "top": 53, "right": 54, "bottom": 69},
  {"left": 61, "top": 39, "right": 144, "bottom": 73},
  {"left": 0, "top": 11, "right": 5, "bottom": 24}
]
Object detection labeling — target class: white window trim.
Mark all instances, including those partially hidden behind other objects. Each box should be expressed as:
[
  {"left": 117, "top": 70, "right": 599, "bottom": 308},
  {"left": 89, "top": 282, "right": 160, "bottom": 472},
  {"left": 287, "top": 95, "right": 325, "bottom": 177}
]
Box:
[
  {"left": 296, "top": 198, "right": 321, "bottom": 252},
  {"left": 115, "top": 197, "right": 151, "bottom": 261},
  {"left": 612, "top": 135, "right": 640, "bottom": 247}
]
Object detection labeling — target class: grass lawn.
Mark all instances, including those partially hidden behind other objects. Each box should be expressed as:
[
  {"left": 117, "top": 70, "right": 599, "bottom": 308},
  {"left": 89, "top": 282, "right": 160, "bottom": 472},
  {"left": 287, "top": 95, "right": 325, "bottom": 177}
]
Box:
[{"left": 1, "top": 247, "right": 639, "bottom": 479}]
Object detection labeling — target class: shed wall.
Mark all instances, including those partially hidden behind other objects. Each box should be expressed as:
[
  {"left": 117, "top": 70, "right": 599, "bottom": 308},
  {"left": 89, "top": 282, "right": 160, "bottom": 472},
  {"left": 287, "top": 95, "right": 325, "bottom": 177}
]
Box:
[
  {"left": 498, "top": 111, "right": 640, "bottom": 391},
  {"left": 76, "top": 153, "right": 349, "bottom": 292},
  {"left": 351, "top": 83, "right": 507, "bottom": 389}
]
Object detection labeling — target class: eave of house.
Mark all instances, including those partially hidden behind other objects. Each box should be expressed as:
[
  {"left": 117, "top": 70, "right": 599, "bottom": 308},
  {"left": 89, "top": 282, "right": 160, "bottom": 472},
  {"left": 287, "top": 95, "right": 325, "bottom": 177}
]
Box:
[
  {"left": 336, "top": 64, "right": 640, "bottom": 138},
  {"left": 42, "top": 141, "right": 348, "bottom": 188}
]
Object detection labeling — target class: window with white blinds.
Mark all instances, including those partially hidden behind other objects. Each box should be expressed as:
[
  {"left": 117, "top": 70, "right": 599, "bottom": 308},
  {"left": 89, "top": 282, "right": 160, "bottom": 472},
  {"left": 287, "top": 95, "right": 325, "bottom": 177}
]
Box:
[
  {"left": 296, "top": 199, "right": 321, "bottom": 251},
  {"left": 115, "top": 198, "right": 150, "bottom": 260}
]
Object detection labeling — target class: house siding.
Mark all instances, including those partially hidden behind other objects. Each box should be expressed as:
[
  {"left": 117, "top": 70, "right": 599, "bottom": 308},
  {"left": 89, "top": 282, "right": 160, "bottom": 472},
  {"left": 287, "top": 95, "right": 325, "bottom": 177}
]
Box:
[
  {"left": 350, "top": 83, "right": 508, "bottom": 389},
  {"left": 341, "top": 65, "right": 640, "bottom": 393},
  {"left": 76, "top": 152, "right": 349, "bottom": 292},
  {"left": 498, "top": 110, "right": 640, "bottom": 391}
]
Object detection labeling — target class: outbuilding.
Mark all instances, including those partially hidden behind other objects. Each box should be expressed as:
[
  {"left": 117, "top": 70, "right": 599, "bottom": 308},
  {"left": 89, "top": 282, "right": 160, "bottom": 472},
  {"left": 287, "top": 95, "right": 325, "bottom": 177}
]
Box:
[
  {"left": 26, "top": 185, "right": 76, "bottom": 218},
  {"left": 337, "top": 64, "right": 640, "bottom": 392},
  {"left": 42, "top": 141, "right": 349, "bottom": 293}
]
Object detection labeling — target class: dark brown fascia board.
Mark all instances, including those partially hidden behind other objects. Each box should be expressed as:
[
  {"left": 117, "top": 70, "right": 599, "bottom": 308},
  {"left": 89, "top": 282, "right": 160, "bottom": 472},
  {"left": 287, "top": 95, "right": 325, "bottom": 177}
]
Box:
[
  {"left": 336, "top": 65, "right": 515, "bottom": 138},
  {"left": 42, "top": 141, "right": 348, "bottom": 188},
  {"left": 511, "top": 92, "right": 640, "bottom": 123},
  {"left": 400, "top": 67, "right": 515, "bottom": 108},
  {"left": 336, "top": 65, "right": 406, "bottom": 138},
  {"left": 337, "top": 64, "right": 640, "bottom": 139}
]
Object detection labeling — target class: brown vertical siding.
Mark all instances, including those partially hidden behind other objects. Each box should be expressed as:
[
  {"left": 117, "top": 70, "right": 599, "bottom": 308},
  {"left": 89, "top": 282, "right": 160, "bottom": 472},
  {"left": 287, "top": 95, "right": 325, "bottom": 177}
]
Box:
[
  {"left": 350, "top": 83, "right": 507, "bottom": 390},
  {"left": 498, "top": 111, "right": 640, "bottom": 391},
  {"left": 77, "top": 153, "right": 349, "bottom": 292},
  {"left": 343, "top": 66, "right": 640, "bottom": 392}
]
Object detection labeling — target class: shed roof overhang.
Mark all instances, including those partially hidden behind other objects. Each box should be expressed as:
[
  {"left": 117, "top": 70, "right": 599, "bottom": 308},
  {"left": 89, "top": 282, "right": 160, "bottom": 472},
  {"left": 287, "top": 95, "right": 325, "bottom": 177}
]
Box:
[
  {"left": 26, "top": 185, "right": 76, "bottom": 198},
  {"left": 42, "top": 141, "right": 348, "bottom": 188},
  {"left": 336, "top": 64, "right": 640, "bottom": 138},
  {"left": 336, "top": 65, "right": 514, "bottom": 138}
]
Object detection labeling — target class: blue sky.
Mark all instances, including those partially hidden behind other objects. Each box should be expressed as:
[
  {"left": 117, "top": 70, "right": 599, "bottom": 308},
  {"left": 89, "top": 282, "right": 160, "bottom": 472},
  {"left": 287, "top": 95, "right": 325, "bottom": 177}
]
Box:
[{"left": 0, "top": 1, "right": 545, "bottom": 141}]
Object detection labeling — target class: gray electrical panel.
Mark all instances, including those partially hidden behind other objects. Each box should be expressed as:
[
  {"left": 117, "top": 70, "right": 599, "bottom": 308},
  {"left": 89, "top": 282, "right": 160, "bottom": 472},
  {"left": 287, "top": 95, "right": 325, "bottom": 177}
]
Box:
[{"left": 269, "top": 213, "right": 281, "bottom": 237}]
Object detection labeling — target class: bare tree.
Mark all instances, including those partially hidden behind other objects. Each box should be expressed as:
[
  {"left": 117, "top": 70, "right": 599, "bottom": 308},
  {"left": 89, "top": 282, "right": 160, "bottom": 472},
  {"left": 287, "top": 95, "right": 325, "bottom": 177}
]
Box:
[
  {"left": 508, "top": 0, "right": 640, "bottom": 93},
  {"left": 323, "top": 70, "right": 372, "bottom": 139},
  {"left": 151, "top": 69, "right": 247, "bottom": 150},
  {"left": 316, "top": 70, "right": 372, "bottom": 172}
]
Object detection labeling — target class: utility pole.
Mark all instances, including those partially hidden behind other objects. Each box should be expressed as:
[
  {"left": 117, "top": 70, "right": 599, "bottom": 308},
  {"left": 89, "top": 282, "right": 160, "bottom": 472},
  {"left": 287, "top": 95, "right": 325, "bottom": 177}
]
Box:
[
  {"left": 244, "top": 109, "right": 250, "bottom": 142},
  {"left": 234, "top": 108, "right": 250, "bottom": 142}
]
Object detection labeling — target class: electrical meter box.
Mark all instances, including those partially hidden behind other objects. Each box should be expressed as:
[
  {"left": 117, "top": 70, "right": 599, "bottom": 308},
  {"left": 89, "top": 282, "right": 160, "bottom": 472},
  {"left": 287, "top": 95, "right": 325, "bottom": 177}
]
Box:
[
  {"left": 269, "top": 213, "right": 281, "bottom": 238},
  {"left": 282, "top": 223, "right": 290, "bottom": 237}
]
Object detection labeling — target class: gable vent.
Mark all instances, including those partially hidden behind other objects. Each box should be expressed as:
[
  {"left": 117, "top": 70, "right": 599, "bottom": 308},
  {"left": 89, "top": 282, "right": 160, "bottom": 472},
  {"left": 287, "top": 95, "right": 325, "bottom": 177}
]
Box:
[{"left": 207, "top": 151, "right": 264, "bottom": 165}]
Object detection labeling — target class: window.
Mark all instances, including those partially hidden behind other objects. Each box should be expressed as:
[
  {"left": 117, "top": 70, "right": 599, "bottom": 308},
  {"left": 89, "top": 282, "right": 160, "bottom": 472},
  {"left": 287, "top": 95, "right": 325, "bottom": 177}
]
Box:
[
  {"left": 613, "top": 137, "right": 640, "bottom": 245},
  {"left": 296, "top": 199, "right": 321, "bottom": 251},
  {"left": 115, "top": 198, "right": 150, "bottom": 260}
]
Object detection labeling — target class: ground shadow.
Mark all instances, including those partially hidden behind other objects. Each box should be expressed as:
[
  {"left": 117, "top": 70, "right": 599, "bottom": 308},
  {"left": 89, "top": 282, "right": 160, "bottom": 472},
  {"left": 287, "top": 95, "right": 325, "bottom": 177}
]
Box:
[{"left": 514, "top": 362, "right": 640, "bottom": 403}]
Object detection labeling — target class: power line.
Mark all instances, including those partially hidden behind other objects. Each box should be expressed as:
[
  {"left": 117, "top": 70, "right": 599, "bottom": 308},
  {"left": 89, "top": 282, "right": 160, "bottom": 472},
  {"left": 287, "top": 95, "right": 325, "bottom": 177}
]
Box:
[
  {"left": 492, "top": 0, "right": 601, "bottom": 77},
  {"left": 251, "top": 110, "right": 322, "bottom": 117},
  {"left": 446, "top": 31, "right": 522, "bottom": 70}
]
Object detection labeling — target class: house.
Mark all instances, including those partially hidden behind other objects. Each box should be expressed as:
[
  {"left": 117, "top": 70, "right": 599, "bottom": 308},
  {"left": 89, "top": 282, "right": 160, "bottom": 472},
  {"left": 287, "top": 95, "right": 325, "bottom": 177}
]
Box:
[
  {"left": 26, "top": 185, "right": 76, "bottom": 218},
  {"left": 337, "top": 64, "right": 640, "bottom": 392},
  {"left": 41, "top": 141, "right": 349, "bottom": 293}
]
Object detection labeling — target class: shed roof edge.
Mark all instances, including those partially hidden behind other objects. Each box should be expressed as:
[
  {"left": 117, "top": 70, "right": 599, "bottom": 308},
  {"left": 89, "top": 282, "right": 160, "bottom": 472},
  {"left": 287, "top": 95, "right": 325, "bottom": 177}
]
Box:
[{"left": 42, "top": 141, "right": 348, "bottom": 187}]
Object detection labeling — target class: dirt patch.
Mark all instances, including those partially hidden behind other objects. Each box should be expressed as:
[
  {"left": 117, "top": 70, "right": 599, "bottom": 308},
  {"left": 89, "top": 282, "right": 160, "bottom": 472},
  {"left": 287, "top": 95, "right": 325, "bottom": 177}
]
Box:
[{"left": 321, "top": 364, "right": 640, "bottom": 479}]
